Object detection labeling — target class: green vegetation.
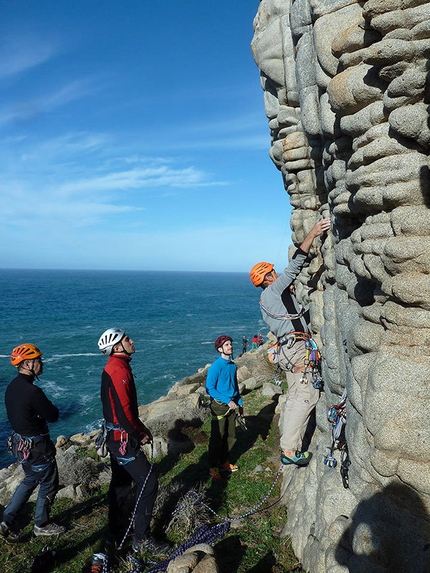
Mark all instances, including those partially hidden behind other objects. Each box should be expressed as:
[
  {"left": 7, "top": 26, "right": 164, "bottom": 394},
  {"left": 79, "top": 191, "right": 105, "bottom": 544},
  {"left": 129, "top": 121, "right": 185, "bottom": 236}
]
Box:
[{"left": 1, "top": 391, "right": 304, "bottom": 572}]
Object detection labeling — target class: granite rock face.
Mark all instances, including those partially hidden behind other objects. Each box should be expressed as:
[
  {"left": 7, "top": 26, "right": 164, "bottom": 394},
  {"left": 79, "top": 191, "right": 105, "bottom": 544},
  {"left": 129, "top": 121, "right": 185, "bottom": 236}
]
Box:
[{"left": 252, "top": 1, "right": 430, "bottom": 571}]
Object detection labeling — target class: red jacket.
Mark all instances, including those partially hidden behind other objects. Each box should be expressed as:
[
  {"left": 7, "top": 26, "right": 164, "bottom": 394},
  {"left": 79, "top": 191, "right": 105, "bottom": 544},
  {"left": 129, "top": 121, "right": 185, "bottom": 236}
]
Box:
[{"left": 101, "top": 354, "right": 147, "bottom": 441}]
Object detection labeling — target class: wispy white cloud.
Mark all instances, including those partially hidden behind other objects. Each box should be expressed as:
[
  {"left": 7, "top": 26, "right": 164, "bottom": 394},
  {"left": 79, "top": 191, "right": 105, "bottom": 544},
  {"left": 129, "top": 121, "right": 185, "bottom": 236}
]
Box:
[
  {"left": 0, "top": 132, "right": 223, "bottom": 230},
  {"left": 24, "top": 131, "right": 112, "bottom": 160},
  {"left": 56, "top": 165, "right": 220, "bottom": 196},
  {"left": 39, "top": 78, "right": 101, "bottom": 111},
  {"left": 0, "top": 189, "right": 139, "bottom": 229},
  {"left": 0, "top": 35, "right": 57, "bottom": 79},
  {"left": 0, "top": 78, "right": 103, "bottom": 127},
  {"left": 151, "top": 111, "right": 269, "bottom": 152}
]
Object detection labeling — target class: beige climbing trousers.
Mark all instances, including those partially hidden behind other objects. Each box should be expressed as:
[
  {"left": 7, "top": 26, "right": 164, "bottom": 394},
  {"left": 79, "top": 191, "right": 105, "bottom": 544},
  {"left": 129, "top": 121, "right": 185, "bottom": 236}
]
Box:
[{"left": 278, "top": 338, "right": 320, "bottom": 452}]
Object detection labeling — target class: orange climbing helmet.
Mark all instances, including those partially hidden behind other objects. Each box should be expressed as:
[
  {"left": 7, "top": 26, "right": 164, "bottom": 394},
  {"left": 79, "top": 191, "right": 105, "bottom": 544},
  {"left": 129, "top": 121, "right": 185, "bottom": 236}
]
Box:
[
  {"left": 249, "top": 262, "right": 274, "bottom": 287},
  {"left": 10, "top": 344, "right": 43, "bottom": 367}
]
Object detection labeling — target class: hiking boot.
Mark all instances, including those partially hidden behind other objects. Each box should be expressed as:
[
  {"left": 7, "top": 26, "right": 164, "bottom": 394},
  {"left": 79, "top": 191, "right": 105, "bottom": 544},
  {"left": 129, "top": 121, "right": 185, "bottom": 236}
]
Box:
[
  {"left": 281, "top": 451, "right": 312, "bottom": 466},
  {"left": 209, "top": 467, "right": 221, "bottom": 481},
  {"left": 219, "top": 462, "right": 239, "bottom": 472},
  {"left": 33, "top": 522, "right": 66, "bottom": 537},
  {"left": 132, "top": 535, "right": 169, "bottom": 555},
  {"left": 0, "top": 521, "right": 19, "bottom": 543}
]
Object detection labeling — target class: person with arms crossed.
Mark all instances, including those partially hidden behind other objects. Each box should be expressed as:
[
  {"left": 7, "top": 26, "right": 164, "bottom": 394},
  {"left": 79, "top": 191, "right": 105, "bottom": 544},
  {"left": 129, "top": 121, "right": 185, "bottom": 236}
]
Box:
[
  {"left": 250, "top": 218, "right": 331, "bottom": 466},
  {"left": 1, "top": 344, "right": 65, "bottom": 540}
]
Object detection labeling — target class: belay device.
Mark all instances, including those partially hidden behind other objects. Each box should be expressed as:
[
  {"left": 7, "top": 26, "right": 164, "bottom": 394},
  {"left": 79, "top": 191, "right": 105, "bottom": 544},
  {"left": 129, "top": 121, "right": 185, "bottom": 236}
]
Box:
[{"left": 324, "top": 388, "right": 350, "bottom": 488}]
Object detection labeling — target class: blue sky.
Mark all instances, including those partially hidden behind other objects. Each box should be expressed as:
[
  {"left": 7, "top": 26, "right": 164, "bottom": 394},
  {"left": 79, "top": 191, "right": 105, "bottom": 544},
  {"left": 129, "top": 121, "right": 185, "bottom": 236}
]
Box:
[{"left": 0, "top": 1, "right": 293, "bottom": 272}]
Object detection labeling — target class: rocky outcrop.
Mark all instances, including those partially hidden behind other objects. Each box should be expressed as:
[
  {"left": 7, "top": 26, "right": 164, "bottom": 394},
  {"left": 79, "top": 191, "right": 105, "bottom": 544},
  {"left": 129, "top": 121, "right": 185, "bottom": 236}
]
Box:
[{"left": 252, "top": 1, "right": 430, "bottom": 572}]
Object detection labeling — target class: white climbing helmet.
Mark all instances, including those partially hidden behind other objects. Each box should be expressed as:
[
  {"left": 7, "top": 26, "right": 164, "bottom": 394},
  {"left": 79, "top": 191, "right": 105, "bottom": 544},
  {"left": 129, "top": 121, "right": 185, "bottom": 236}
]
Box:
[{"left": 98, "top": 328, "right": 125, "bottom": 356}]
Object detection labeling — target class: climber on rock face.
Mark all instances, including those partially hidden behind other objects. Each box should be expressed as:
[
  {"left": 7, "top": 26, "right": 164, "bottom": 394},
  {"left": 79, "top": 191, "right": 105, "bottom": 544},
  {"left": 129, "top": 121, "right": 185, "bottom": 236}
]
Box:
[{"left": 250, "top": 218, "right": 330, "bottom": 466}]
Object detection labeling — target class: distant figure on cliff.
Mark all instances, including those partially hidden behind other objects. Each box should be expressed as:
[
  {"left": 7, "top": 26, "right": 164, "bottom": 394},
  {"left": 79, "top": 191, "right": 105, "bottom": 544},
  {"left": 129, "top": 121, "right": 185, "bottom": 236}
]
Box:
[
  {"left": 242, "top": 335, "right": 248, "bottom": 354},
  {"left": 250, "top": 218, "right": 331, "bottom": 466},
  {"left": 1, "top": 344, "right": 66, "bottom": 540},
  {"left": 251, "top": 334, "right": 259, "bottom": 350},
  {"left": 205, "top": 335, "right": 243, "bottom": 481},
  {"left": 98, "top": 328, "right": 169, "bottom": 556},
  {"left": 257, "top": 333, "right": 263, "bottom": 346}
]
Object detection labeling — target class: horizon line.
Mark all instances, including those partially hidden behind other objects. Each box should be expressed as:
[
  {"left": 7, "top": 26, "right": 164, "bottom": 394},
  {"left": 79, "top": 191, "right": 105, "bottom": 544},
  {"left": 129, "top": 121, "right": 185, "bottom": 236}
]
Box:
[{"left": 0, "top": 267, "right": 251, "bottom": 274}]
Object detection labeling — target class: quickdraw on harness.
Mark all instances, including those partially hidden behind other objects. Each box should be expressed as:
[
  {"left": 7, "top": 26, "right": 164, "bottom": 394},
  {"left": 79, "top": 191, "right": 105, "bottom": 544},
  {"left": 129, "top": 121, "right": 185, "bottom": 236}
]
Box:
[
  {"left": 104, "top": 422, "right": 132, "bottom": 458},
  {"left": 7, "top": 432, "right": 35, "bottom": 463},
  {"left": 95, "top": 421, "right": 109, "bottom": 458},
  {"left": 235, "top": 413, "right": 248, "bottom": 432},
  {"left": 324, "top": 388, "right": 350, "bottom": 488},
  {"left": 267, "top": 332, "right": 323, "bottom": 389}
]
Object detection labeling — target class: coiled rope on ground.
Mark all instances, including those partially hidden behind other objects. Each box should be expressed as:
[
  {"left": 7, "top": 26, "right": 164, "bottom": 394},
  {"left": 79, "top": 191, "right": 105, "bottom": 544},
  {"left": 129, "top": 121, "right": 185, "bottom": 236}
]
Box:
[{"left": 98, "top": 448, "right": 284, "bottom": 572}]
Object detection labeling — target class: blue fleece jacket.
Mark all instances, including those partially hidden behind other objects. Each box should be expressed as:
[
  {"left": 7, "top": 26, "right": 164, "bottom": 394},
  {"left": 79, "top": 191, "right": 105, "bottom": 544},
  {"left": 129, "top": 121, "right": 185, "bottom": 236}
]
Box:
[{"left": 205, "top": 356, "right": 243, "bottom": 406}]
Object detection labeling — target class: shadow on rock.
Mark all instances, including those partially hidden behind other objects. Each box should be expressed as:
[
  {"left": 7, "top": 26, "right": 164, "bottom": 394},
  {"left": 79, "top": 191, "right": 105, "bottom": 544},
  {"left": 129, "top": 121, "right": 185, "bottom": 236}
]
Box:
[
  {"left": 214, "top": 533, "right": 246, "bottom": 573},
  {"left": 335, "top": 481, "right": 430, "bottom": 573}
]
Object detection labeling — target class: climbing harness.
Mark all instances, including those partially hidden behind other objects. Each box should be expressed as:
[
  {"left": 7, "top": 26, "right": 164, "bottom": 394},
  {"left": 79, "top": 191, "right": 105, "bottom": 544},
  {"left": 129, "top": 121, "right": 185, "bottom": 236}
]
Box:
[
  {"left": 267, "top": 332, "right": 323, "bottom": 389},
  {"left": 7, "top": 431, "right": 51, "bottom": 464},
  {"left": 210, "top": 403, "right": 247, "bottom": 432},
  {"left": 324, "top": 388, "right": 350, "bottom": 488},
  {"left": 211, "top": 400, "right": 234, "bottom": 421}
]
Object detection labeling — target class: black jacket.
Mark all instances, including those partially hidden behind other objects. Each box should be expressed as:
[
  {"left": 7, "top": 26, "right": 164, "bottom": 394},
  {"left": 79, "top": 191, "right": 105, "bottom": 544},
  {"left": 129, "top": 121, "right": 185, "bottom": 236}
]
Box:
[{"left": 5, "top": 373, "right": 59, "bottom": 437}]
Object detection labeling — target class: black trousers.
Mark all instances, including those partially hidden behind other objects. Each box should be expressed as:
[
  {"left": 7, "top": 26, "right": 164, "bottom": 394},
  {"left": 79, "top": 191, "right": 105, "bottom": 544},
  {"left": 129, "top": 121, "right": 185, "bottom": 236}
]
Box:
[
  {"left": 107, "top": 437, "right": 158, "bottom": 541},
  {"left": 208, "top": 401, "right": 236, "bottom": 469}
]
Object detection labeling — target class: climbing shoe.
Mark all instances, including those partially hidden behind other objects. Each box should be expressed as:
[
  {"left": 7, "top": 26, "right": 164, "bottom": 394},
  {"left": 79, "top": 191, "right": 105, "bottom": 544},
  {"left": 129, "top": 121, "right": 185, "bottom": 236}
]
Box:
[
  {"left": 209, "top": 467, "right": 222, "bottom": 480},
  {"left": 132, "top": 535, "right": 169, "bottom": 555},
  {"left": 281, "top": 451, "right": 312, "bottom": 466},
  {"left": 33, "top": 523, "right": 66, "bottom": 537},
  {"left": 0, "top": 521, "right": 19, "bottom": 542},
  {"left": 219, "top": 462, "right": 239, "bottom": 472}
]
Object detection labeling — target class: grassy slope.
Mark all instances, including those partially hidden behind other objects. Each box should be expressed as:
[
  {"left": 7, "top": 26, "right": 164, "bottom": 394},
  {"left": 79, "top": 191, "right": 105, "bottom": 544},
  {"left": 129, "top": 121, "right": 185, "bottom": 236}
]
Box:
[{"left": 1, "top": 390, "right": 305, "bottom": 573}]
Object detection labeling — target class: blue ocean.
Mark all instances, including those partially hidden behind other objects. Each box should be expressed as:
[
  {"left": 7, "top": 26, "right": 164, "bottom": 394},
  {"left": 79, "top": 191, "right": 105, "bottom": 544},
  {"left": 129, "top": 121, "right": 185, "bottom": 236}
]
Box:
[{"left": 0, "top": 269, "right": 267, "bottom": 469}]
